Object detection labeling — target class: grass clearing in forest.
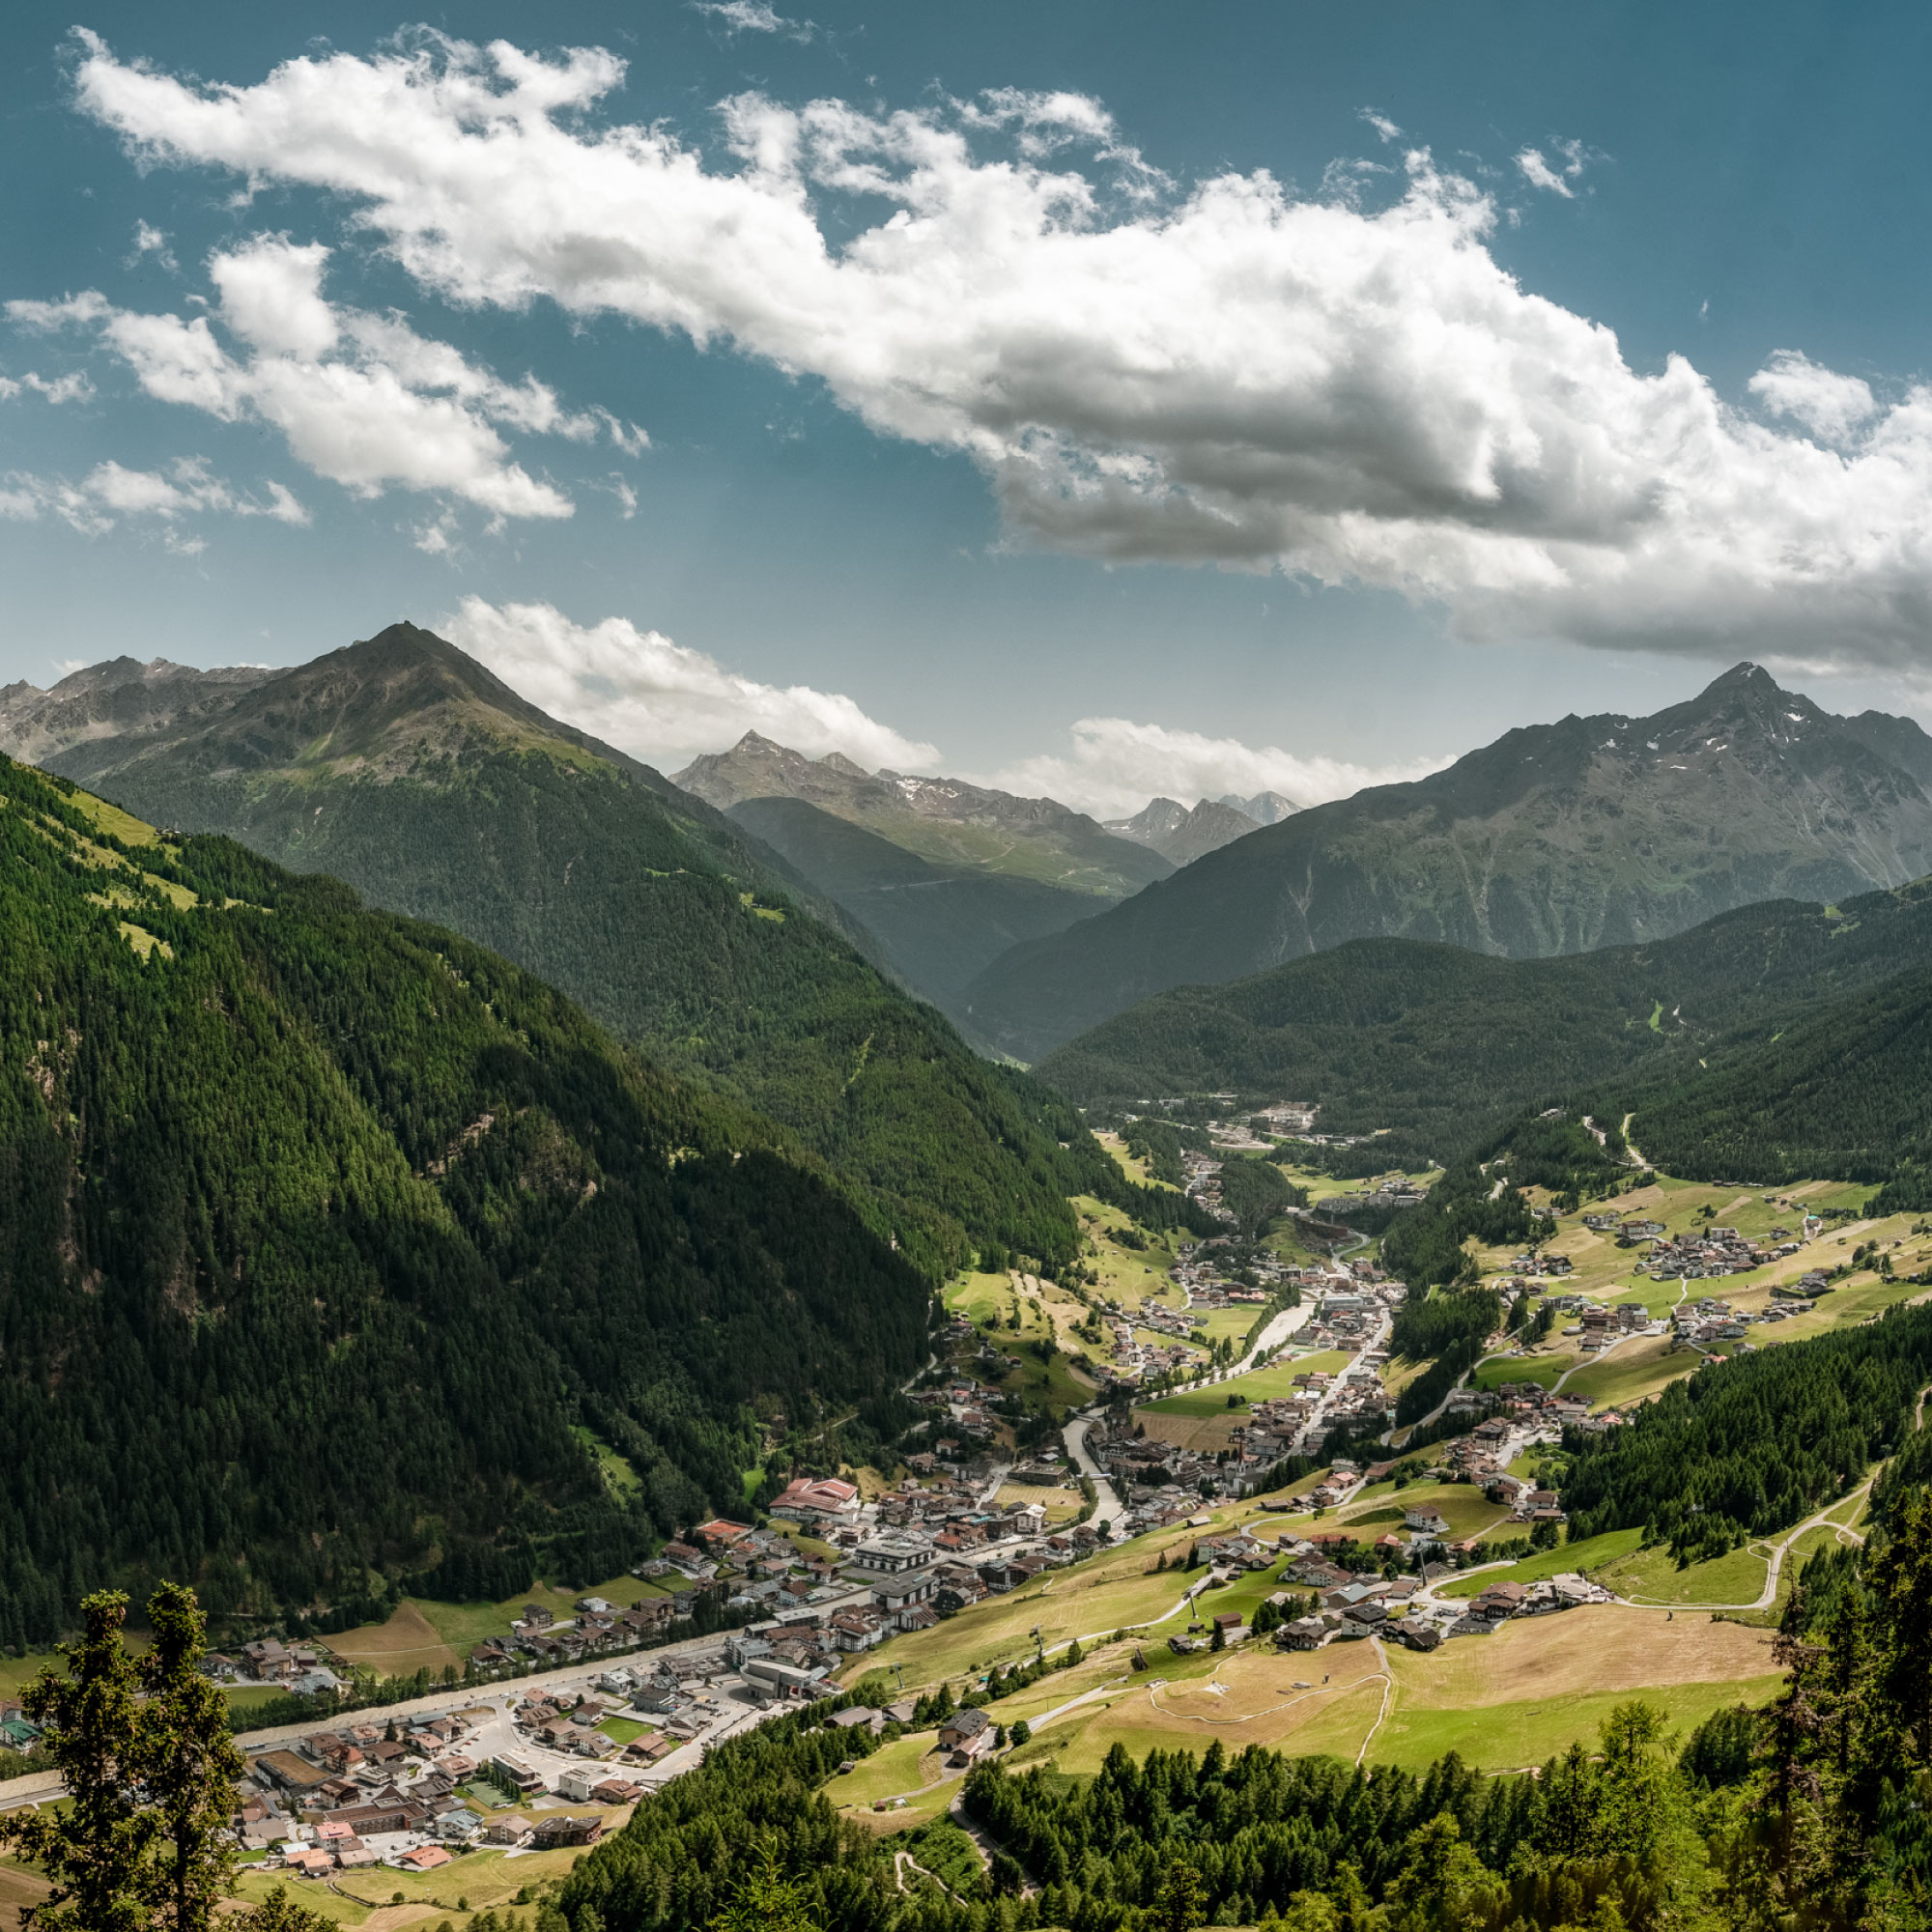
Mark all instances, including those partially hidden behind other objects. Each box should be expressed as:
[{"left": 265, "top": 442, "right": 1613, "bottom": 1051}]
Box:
[{"left": 1597, "top": 1541, "right": 1770, "bottom": 1606}]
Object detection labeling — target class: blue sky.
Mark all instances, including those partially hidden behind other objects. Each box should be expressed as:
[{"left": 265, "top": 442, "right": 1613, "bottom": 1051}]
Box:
[{"left": 4, "top": 0, "right": 1930, "bottom": 811}]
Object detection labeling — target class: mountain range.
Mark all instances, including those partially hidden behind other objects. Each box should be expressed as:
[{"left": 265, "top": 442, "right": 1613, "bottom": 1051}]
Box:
[
  {"left": 0, "top": 756, "right": 929, "bottom": 1644},
  {"left": 673, "top": 730, "right": 1173, "bottom": 896},
  {"left": 960, "top": 664, "right": 1932, "bottom": 1059},
  {"left": 0, "top": 626, "right": 1106, "bottom": 1280}
]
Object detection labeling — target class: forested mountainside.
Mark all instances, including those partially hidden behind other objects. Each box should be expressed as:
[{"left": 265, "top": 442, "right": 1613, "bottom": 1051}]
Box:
[
  {"left": 0, "top": 756, "right": 932, "bottom": 1647},
  {"left": 724, "top": 794, "right": 1103, "bottom": 1012},
  {"left": 962, "top": 662, "right": 1932, "bottom": 1058},
  {"left": 15, "top": 627, "right": 1102, "bottom": 1280},
  {"left": 673, "top": 728, "right": 1173, "bottom": 896},
  {"left": 1042, "top": 879, "right": 1932, "bottom": 1149},
  {"left": 1605, "top": 958, "right": 1932, "bottom": 1205}
]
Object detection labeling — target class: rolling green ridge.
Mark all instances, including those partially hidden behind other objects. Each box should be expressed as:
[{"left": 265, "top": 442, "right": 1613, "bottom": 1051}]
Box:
[
  {"left": 1040, "top": 879, "right": 1932, "bottom": 1161},
  {"left": 963, "top": 662, "right": 1932, "bottom": 1058},
  {"left": 0, "top": 755, "right": 930, "bottom": 1645},
  {"left": 725, "top": 792, "right": 1103, "bottom": 1009},
  {"left": 26, "top": 625, "right": 1098, "bottom": 1280}
]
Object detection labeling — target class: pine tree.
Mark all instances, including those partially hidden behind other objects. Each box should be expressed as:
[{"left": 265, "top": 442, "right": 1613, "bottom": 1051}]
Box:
[
  {"left": 137, "top": 1583, "right": 248, "bottom": 1932},
  {"left": 0, "top": 1591, "right": 156, "bottom": 1932}
]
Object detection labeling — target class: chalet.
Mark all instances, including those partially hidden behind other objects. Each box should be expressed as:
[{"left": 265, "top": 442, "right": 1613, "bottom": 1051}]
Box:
[
  {"left": 938, "top": 1707, "right": 995, "bottom": 1764},
  {"left": 1275, "top": 1617, "right": 1327, "bottom": 1651},
  {"left": 533, "top": 1815, "right": 608, "bottom": 1851}
]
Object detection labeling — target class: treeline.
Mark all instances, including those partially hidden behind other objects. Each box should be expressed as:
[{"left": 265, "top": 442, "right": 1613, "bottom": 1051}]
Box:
[
  {"left": 0, "top": 756, "right": 930, "bottom": 1643},
  {"left": 1215, "top": 1157, "right": 1307, "bottom": 1237},
  {"left": 1120, "top": 1118, "right": 1210, "bottom": 1188},
  {"left": 1387, "top": 1288, "right": 1500, "bottom": 1428},
  {"left": 1561, "top": 1302, "right": 1932, "bottom": 1561}
]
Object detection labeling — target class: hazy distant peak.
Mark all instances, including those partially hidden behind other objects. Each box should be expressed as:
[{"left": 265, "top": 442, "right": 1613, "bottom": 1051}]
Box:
[
  {"left": 1217, "top": 788, "right": 1303, "bottom": 826},
  {"left": 1106, "top": 794, "right": 1260, "bottom": 867}
]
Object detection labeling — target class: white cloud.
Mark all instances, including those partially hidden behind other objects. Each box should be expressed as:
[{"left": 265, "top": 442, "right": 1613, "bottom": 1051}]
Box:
[
  {"left": 1360, "top": 109, "right": 1403, "bottom": 144},
  {"left": 441, "top": 596, "right": 940, "bottom": 770},
  {"left": 0, "top": 366, "right": 97, "bottom": 404},
  {"left": 128, "top": 219, "right": 179, "bottom": 273},
  {"left": 1516, "top": 139, "right": 1588, "bottom": 197},
  {"left": 692, "top": 1, "right": 815, "bottom": 41},
  {"left": 1747, "top": 349, "right": 1879, "bottom": 447},
  {"left": 7, "top": 234, "right": 638, "bottom": 521},
  {"left": 0, "top": 456, "right": 306, "bottom": 536},
  {"left": 64, "top": 31, "right": 1932, "bottom": 666},
  {"left": 969, "top": 717, "right": 1445, "bottom": 822}
]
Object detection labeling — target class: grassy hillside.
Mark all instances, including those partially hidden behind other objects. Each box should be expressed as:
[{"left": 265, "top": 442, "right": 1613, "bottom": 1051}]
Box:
[
  {"left": 0, "top": 754, "right": 930, "bottom": 1645},
  {"left": 962, "top": 662, "right": 1932, "bottom": 1058},
  {"left": 40, "top": 626, "right": 1103, "bottom": 1280}
]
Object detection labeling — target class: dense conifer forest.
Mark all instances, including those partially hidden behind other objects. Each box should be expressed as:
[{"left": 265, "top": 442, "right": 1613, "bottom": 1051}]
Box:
[
  {"left": 0, "top": 756, "right": 933, "bottom": 1643},
  {"left": 45, "top": 627, "right": 1105, "bottom": 1282},
  {"left": 1037, "top": 884, "right": 1932, "bottom": 1178}
]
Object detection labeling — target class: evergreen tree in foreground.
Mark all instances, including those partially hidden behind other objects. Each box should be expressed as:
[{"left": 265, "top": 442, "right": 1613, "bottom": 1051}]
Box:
[{"left": 0, "top": 1585, "right": 330, "bottom": 1932}]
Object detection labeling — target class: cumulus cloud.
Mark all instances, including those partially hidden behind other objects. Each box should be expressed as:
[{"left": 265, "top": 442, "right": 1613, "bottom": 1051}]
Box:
[
  {"left": 971, "top": 717, "right": 1444, "bottom": 822},
  {"left": 442, "top": 596, "right": 940, "bottom": 770},
  {"left": 1747, "top": 349, "right": 1879, "bottom": 448},
  {"left": 63, "top": 30, "right": 1932, "bottom": 664},
  {"left": 8, "top": 234, "right": 639, "bottom": 520},
  {"left": 0, "top": 455, "right": 307, "bottom": 539}
]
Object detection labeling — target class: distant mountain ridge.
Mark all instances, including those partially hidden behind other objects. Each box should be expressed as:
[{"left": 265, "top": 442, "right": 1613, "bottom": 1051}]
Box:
[
  {"left": 962, "top": 663, "right": 1932, "bottom": 1059},
  {"left": 1105, "top": 796, "right": 1263, "bottom": 866},
  {"left": 0, "top": 656, "right": 274, "bottom": 766},
  {"left": 12, "top": 625, "right": 1109, "bottom": 1280},
  {"left": 724, "top": 794, "right": 1103, "bottom": 1009},
  {"left": 674, "top": 730, "right": 1174, "bottom": 898}
]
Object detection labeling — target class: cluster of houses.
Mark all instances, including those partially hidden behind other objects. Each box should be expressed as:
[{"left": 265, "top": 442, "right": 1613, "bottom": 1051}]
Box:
[
  {"left": 202, "top": 1638, "right": 344, "bottom": 1698},
  {"left": 467, "top": 1594, "right": 687, "bottom": 1674},
  {"left": 1179, "top": 1151, "right": 1240, "bottom": 1225},
  {"left": 1314, "top": 1173, "right": 1431, "bottom": 1216},
  {"left": 1634, "top": 1223, "right": 1802, "bottom": 1280},
  {"left": 1239, "top": 1359, "right": 1391, "bottom": 1451},
  {"left": 1547, "top": 1296, "right": 1657, "bottom": 1352},
  {"left": 1669, "top": 1292, "right": 1816, "bottom": 1350},
  {"left": 1163, "top": 1524, "right": 1617, "bottom": 1655},
  {"left": 246, "top": 1709, "right": 510, "bottom": 1875}
]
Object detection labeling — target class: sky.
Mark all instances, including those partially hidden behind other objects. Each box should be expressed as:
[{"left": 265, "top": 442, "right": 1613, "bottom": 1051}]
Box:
[{"left": 4, "top": 0, "right": 1932, "bottom": 815}]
